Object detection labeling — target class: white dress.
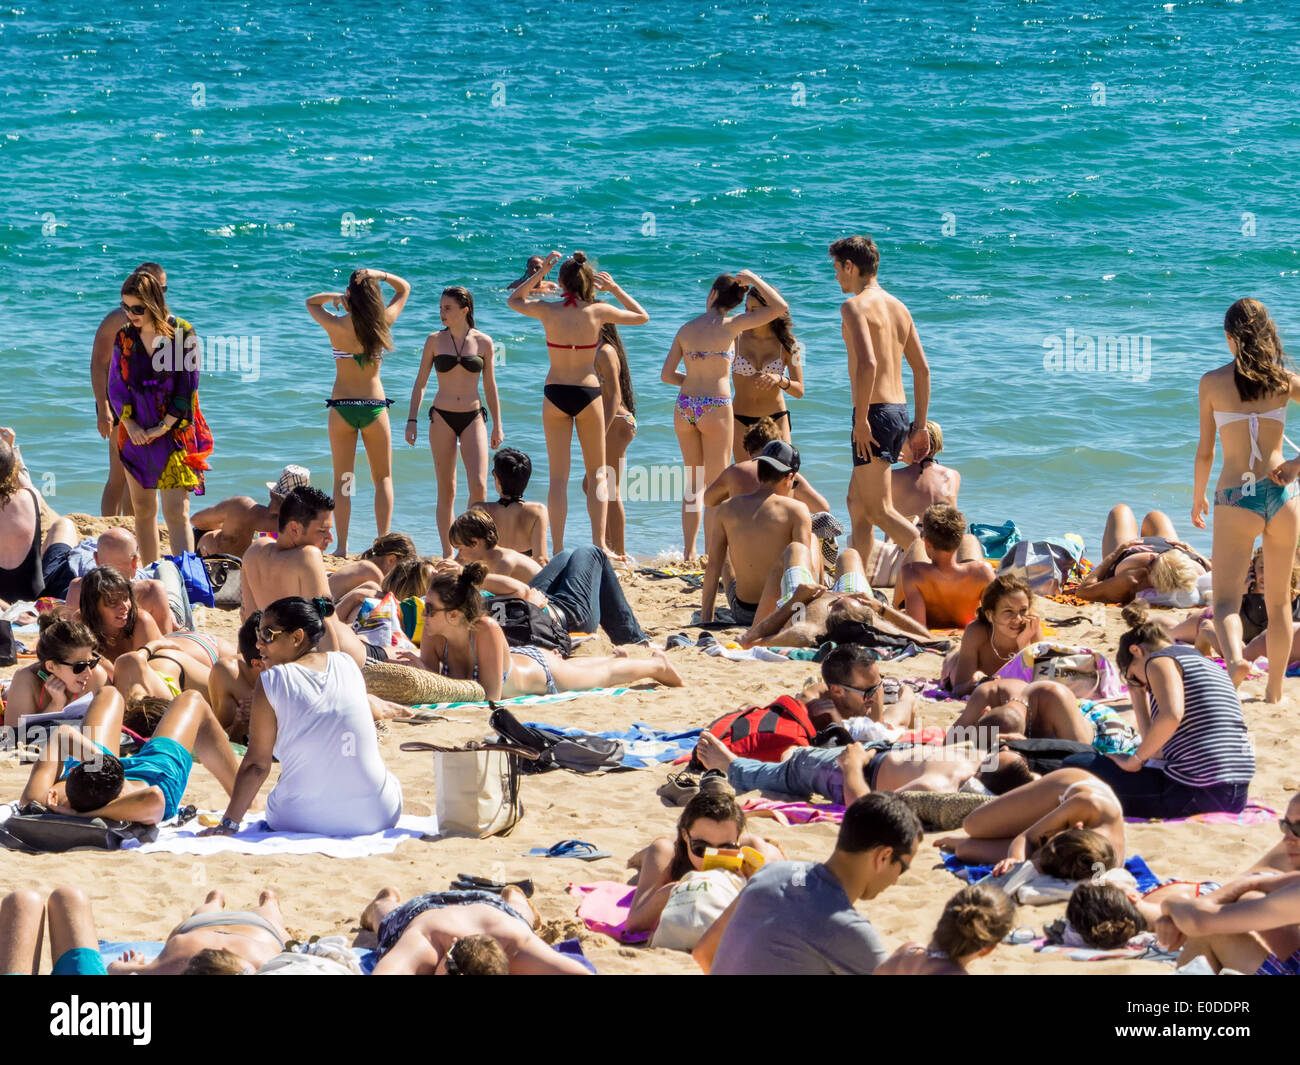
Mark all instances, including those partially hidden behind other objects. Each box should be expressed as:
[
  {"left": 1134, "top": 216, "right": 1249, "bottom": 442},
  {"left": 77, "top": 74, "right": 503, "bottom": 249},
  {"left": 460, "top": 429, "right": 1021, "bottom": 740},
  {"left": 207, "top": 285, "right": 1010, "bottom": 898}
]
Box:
[{"left": 259, "top": 652, "right": 403, "bottom": 835}]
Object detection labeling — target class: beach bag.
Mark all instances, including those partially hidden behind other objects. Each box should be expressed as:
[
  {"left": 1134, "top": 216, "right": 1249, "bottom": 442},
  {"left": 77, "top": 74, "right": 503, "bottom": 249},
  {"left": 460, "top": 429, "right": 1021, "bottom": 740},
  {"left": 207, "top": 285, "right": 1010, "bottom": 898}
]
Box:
[
  {"left": 708, "top": 695, "right": 817, "bottom": 762},
  {"left": 0, "top": 802, "right": 157, "bottom": 853},
  {"left": 203, "top": 553, "right": 243, "bottom": 610},
  {"left": 354, "top": 593, "right": 417, "bottom": 656},
  {"left": 1240, "top": 592, "right": 1300, "bottom": 644},
  {"left": 0, "top": 620, "right": 15, "bottom": 667},
  {"left": 164, "top": 550, "right": 215, "bottom": 608},
  {"left": 487, "top": 704, "right": 624, "bottom": 775},
  {"left": 970, "top": 521, "right": 1022, "bottom": 561},
  {"left": 649, "top": 870, "right": 745, "bottom": 953},
  {"left": 996, "top": 540, "right": 1080, "bottom": 595},
  {"left": 399, "top": 740, "right": 534, "bottom": 839},
  {"left": 486, "top": 596, "right": 572, "bottom": 657}
]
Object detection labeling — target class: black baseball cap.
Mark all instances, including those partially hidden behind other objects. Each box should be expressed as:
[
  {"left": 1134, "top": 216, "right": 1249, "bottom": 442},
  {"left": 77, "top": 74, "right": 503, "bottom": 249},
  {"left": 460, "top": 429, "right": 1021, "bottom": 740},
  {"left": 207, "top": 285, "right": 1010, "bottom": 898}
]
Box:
[{"left": 756, "top": 440, "right": 800, "bottom": 476}]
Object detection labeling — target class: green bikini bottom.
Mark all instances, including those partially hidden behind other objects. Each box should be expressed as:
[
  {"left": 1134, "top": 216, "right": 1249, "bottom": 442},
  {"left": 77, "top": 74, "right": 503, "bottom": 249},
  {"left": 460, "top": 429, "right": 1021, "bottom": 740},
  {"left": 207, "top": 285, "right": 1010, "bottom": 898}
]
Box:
[{"left": 326, "top": 398, "right": 394, "bottom": 430}]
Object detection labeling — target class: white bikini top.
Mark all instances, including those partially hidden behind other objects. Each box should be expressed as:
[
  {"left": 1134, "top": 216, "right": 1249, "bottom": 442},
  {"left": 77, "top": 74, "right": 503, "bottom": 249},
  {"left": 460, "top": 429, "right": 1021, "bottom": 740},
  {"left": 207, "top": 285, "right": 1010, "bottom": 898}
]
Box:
[
  {"left": 1213, "top": 406, "right": 1287, "bottom": 464},
  {"left": 733, "top": 352, "right": 785, "bottom": 378}
]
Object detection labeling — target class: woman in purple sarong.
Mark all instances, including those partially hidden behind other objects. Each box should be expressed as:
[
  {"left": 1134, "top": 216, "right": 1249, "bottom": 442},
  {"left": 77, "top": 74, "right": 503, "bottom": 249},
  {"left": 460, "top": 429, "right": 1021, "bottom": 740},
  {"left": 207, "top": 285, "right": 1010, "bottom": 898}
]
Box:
[{"left": 108, "top": 270, "right": 213, "bottom": 566}]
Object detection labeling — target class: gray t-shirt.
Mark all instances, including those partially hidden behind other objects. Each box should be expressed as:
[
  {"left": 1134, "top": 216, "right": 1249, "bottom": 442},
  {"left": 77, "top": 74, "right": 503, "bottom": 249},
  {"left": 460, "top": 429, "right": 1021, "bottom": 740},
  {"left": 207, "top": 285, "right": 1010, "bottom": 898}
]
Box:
[{"left": 710, "top": 860, "right": 888, "bottom": 975}]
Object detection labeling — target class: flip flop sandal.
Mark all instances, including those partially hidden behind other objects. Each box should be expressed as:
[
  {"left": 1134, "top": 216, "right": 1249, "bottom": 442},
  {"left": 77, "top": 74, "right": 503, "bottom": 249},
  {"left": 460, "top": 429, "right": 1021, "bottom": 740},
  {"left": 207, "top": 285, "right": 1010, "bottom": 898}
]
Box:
[
  {"left": 699, "top": 769, "right": 734, "bottom": 795},
  {"left": 665, "top": 633, "right": 692, "bottom": 650},
  {"left": 450, "top": 875, "right": 536, "bottom": 898},
  {"left": 524, "top": 839, "right": 612, "bottom": 861}
]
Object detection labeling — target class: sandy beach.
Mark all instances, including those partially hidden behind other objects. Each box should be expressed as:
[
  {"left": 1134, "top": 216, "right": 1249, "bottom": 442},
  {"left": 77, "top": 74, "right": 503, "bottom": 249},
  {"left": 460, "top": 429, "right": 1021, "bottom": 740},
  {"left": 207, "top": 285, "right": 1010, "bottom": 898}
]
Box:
[{"left": 0, "top": 510, "right": 1293, "bottom": 976}]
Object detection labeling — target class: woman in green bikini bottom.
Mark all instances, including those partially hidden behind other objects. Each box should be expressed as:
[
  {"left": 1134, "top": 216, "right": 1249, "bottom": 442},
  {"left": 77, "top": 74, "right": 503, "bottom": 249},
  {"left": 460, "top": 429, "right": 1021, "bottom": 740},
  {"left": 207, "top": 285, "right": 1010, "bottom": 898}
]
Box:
[
  {"left": 1192, "top": 297, "right": 1300, "bottom": 702},
  {"left": 306, "top": 268, "right": 411, "bottom": 556}
]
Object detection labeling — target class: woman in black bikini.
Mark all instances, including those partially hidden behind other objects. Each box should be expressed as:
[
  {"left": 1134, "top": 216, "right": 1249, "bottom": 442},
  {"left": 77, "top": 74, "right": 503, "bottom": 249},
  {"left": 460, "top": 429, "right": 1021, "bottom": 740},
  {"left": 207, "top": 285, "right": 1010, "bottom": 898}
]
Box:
[
  {"left": 507, "top": 251, "right": 649, "bottom": 554},
  {"left": 305, "top": 268, "right": 411, "bottom": 557},
  {"left": 731, "top": 289, "right": 803, "bottom": 459},
  {"left": 405, "top": 286, "right": 503, "bottom": 557}
]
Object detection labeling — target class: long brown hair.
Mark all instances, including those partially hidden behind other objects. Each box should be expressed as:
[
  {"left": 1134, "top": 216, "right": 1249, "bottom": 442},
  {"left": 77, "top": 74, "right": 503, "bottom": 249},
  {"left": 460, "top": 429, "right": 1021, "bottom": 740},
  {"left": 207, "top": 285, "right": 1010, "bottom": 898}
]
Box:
[
  {"left": 442, "top": 286, "right": 476, "bottom": 329},
  {"left": 80, "top": 567, "right": 138, "bottom": 650},
  {"left": 975, "top": 575, "right": 1033, "bottom": 626},
  {"left": 428, "top": 561, "right": 489, "bottom": 622},
  {"left": 346, "top": 270, "right": 393, "bottom": 363},
  {"left": 749, "top": 288, "right": 799, "bottom": 357},
  {"left": 121, "top": 270, "right": 173, "bottom": 338},
  {"left": 1225, "top": 298, "right": 1291, "bottom": 401},
  {"left": 558, "top": 251, "right": 594, "bottom": 301},
  {"left": 668, "top": 791, "right": 746, "bottom": 881},
  {"left": 598, "top": 323, "right": 636, "bottom": 417}
]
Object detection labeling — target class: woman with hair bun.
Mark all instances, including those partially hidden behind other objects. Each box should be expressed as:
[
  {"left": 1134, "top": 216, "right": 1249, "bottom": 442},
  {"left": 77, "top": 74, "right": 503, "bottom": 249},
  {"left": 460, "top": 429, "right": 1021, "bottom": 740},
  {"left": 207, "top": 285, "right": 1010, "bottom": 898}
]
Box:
[
  {"left": 508, "top": 250, "right": 649, "bottom": 554},
  {"left": 1193, "top": 297, "right": 1300, "bottom": 701},
  {"left": 661, "top": 271, "right": 789, "bottom": 560},
  {"left": 876, "top": 884, "right": 1015, "bottom": 974},
  {"left": 404, "top": 286, "right": 503, "bottom": 557},
  {"left": 204, "top": 595, "right": 402, "bottom": 837},
  {"left": 306, "top": 268, "right": 412, "bottom": 557},
  {"left": 409, "top": 560, "right": 682, "bottom": 699}
]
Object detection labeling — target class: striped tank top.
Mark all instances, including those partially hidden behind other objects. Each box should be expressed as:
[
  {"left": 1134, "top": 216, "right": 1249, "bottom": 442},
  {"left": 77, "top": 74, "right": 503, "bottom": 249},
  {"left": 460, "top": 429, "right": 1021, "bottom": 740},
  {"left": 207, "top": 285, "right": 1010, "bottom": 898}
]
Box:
[{"left": 1146, "top": 644, "right": 1254, "bottom": 787}]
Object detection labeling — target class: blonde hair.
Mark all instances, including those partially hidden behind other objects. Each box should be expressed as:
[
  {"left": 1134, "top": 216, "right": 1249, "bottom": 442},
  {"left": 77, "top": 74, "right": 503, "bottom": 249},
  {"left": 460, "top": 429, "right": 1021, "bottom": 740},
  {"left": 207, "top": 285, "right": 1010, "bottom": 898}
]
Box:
[
  {"left": 1148, "top": 549, "right": 1199, "bottom": 596},
  {"left": 925, "top": 420, "right": 943, "bottom": 458}
]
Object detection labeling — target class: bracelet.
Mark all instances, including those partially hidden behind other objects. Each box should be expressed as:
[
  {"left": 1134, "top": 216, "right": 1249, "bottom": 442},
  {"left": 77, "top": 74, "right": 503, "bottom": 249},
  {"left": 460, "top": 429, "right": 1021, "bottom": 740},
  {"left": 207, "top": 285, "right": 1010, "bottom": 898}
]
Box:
[{"left": 406, "top": 418, "right": 416, "bottom": 422}]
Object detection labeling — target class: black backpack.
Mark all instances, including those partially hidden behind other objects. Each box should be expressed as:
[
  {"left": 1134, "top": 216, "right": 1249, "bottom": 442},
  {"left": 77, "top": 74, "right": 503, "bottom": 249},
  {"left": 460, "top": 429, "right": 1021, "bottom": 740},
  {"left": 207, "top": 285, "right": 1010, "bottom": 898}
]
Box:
[
  {"left": 0, "top": 802, "right": 159, "bottom": 853},
  {"left": 485, "top": 597, "right": 572, "bottom": 657},
  {"left": 488, "top": 704, "right": 623, "bottom": 775}
]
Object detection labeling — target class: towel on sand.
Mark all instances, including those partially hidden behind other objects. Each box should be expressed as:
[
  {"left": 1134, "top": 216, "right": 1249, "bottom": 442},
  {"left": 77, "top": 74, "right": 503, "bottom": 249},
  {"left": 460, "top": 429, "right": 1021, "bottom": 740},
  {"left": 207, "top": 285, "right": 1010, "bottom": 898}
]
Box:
[
  {"left": 741, "top": 798, "right": 846, "bottom": 825},
  {"left": 1028, "top": 933, "right": 1180, "bottom": 964},
  {"left": 941, "top": 852, "right": 1160, "bottom": 897},
  {"left": 122, "top": 813, "right": 439, "bottom": 858},
  {"left": 524, "top": 722, "right": 702, "bottom": 769},
  {"left": 404, "top": 685, "right": 639, "bottom": 718},
  {"left": 568, "top": 881, "right": 649, "bottom": 944},
  {"left": 1125, "top": 803, "right": 1276, "bottom": 826}
]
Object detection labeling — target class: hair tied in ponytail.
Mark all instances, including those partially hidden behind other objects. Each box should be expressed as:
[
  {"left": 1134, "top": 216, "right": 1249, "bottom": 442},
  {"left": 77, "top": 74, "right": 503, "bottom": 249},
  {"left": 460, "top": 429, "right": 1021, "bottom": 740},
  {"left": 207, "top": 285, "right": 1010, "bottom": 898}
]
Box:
[{"left": 312, "top": 596, "right": 336, "bottom": 619}]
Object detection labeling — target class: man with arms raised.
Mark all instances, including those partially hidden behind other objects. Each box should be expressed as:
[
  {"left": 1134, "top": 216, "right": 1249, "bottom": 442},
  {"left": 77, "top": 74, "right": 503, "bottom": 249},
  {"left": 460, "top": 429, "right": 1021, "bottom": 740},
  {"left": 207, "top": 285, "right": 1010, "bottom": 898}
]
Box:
[{"left": 831, "top": 235, "right": 931, "bottom": 553}]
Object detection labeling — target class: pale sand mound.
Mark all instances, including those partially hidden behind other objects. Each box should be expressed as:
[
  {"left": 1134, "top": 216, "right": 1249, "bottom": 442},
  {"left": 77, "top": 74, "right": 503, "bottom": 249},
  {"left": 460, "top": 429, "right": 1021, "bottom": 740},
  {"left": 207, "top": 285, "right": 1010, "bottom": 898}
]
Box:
[{"left": 2, "top": 548, "right": 1294, "bottom": 975}]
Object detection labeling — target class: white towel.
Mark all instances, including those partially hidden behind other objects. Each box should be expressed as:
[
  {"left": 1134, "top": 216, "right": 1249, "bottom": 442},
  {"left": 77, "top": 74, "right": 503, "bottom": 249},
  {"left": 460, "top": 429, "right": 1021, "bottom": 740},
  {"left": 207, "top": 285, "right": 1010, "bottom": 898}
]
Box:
[{"left": 122, "top": 812, "right": 439, "bottom": 858}]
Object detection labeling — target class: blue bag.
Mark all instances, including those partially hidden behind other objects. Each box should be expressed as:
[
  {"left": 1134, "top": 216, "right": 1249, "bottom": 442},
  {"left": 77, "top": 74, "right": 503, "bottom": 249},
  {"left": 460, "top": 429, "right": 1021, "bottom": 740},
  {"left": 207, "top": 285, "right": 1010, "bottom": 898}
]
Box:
[
  {"left": 970, "top": 521, "right": 1022, "bottom": 562},
  {"left": 165, "top": 551, "right": 215, "bottom": 608}
]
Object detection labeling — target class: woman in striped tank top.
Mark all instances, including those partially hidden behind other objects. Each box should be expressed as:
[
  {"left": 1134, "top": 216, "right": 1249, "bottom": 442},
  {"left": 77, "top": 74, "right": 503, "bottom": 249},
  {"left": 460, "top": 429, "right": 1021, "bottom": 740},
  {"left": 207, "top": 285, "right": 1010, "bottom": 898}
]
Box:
[{"left": 1063, "top": 604, "right": 1254, "bottom": 819}]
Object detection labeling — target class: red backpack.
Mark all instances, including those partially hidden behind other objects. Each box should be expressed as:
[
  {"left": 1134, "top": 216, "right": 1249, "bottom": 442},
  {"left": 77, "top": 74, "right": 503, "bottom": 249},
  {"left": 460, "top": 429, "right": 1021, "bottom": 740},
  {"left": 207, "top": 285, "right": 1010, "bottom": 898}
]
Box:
[{"left": 707, "top": 696, "right": 817, "bottom": 762}]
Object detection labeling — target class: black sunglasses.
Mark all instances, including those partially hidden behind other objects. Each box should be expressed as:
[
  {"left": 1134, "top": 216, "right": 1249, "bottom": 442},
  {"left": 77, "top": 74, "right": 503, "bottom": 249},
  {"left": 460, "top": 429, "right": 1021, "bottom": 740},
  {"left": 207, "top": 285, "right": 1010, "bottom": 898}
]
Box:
[
  {"left": 840, "top": 680, "right": 883, "bottom": 701},
  {"left": 688, "top": 837, "right": 740, "bottom": 859},
  {"left": 1280, "top": 818, "right": 1300, "bottom": 838},
  {"left": 56, "top": 656, "right": 101, "bottom": 675},
  {"left": 120, "top": 301, "right": 146, "bottom": 316}
]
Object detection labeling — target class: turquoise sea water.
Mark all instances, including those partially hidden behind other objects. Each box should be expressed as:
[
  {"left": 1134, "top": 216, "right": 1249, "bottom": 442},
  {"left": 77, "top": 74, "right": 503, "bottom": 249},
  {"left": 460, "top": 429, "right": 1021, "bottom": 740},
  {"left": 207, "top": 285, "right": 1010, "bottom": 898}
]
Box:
[{"left": 4, "top": 0, "right": 1299, "bottom": 557}]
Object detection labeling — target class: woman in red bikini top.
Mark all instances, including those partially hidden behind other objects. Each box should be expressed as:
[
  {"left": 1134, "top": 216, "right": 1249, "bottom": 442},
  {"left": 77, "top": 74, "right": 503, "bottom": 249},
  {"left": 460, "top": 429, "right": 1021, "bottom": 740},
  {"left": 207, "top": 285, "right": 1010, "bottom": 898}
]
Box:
[{"left": 506, "top": 250, "right": 649, "bottom": 555}]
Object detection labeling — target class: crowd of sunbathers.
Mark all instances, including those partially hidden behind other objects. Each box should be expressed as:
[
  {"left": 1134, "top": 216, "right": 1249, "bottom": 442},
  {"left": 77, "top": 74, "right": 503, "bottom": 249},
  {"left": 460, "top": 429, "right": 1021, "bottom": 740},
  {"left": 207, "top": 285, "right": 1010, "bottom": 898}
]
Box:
[{"left": 1, "top": 240, "right": 1299, "bottom": 974}]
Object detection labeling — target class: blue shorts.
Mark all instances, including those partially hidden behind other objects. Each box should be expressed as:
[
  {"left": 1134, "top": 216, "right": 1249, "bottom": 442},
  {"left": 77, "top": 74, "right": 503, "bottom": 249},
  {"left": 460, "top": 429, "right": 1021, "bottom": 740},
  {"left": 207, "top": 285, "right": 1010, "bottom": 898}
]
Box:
[
  {"left": 376, "top": 890, "right": 530, "bottom": 957},
  {"left": 52, "top": 948, "right": 107, "bottom": 976},
  {"left": 1214, "top": 479, "right": 1299, "bottom": 523},
  {"left": 72, "top": 737, "right": 193, "bottom": 821}
]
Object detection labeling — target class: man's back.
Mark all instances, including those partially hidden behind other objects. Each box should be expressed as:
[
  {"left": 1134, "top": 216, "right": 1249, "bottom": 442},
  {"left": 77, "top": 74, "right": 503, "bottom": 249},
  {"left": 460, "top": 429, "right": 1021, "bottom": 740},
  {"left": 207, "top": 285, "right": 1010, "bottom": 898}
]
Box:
[
  {"left": 194, "top": 496, "right": 275, "bottom": 558},
  {"left": 899, "top": 558, "right": 994, "bottom": 629},
  {"left": 720, "top": 491, "right": 809, "bottom": 601},
  {"left": 844, "top": 287, "right": 913, "bottom": 405},
  {"left": 243, "top": 538, "right": 328, "bottom": 615},
  {"left": 892, "top": 461, "right": 960, "bottom": 523},
  {"left": 711, "top": 861, "right": 887, "bottom": 975}
]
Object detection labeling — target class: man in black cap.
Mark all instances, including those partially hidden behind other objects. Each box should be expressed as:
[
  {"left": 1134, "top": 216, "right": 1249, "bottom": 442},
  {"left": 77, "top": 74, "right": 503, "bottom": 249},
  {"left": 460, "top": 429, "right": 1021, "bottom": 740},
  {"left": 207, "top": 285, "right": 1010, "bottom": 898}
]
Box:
[{"left": 701, "top": 440, "right": 814, "bottom": 627}]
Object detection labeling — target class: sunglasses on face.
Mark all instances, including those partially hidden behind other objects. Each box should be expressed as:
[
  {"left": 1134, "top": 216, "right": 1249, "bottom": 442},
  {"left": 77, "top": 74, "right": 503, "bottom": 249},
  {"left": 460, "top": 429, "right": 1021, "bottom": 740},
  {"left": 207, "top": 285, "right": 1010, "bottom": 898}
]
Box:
[
  {"left": 120, "top": 301, "right": 147, "bottom": 316},
  {"left": 256, "top": 626, "right": 286, "bottom": 644},
  {"left": 1280, "top": 818, "right": 1300, "bottom": 838},
  {"left": 57, "top": 656, "right": 101, "bottom": 675},
  {"left": 688, "top": 838, "right": 740, "bottom": 859},
  {"left": 893, "top": 851, "right": 913, "bottom": 874},
  {"left": 840, "top": 680, "right": 883, "bottom": 701}
]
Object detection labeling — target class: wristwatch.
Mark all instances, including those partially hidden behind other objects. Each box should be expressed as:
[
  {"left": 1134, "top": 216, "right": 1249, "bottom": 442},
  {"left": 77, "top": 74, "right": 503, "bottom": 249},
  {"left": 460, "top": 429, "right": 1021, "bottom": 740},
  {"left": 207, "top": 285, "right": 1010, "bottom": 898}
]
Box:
[{"left": 219, "top": 816, "right": 240, "bottom": 833}]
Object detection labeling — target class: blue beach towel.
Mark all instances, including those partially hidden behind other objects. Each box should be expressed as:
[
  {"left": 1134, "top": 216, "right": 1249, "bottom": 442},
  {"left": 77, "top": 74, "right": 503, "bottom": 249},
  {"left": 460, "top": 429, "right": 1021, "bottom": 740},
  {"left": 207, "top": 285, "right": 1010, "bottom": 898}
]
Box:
[
  {"left": 522, "top": 722, "right": 703, "bottom": 769},
  {"left": 358, "top": 937, "right": 595, "bottom": 974},
  {"left": 941, "top": 852, "right": 1160, "bottom": 894}
]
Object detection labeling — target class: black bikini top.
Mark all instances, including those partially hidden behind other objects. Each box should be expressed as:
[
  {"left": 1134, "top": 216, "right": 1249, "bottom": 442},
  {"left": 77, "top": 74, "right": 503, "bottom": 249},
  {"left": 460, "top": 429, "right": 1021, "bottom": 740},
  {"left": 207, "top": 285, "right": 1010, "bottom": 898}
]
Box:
[{"left": 434, "top": 353, "right": 484, "bottom": 374}]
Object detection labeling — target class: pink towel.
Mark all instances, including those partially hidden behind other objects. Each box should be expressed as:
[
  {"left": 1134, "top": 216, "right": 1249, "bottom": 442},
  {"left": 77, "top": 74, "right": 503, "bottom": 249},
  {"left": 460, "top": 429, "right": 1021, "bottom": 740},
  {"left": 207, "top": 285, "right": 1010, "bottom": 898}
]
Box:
[
  {"left": 568, "top": 881, "right": 649, "bottom": 943},
  {"left": 740, "top": 798, "right": 846, "bottom": 825},
  {"left": 1124, "top": 802, "right": 1277, "bottom": 826}
]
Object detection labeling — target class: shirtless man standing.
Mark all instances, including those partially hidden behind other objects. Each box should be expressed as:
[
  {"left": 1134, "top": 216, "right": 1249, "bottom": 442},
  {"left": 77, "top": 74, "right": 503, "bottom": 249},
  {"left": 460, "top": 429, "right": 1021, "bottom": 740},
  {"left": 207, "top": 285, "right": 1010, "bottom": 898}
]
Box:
[
  {"left": 701, "top": 441, "right": 812, "bottom": 628},
  {"left": 192, "top": 465, "right": 310, "bottom": 558},
  {"left": 831, "top": 236, "right": 931, "bottom": 553},
  {"left": 91, "top": 262, "right": 165, "bottom": 517},
  {"left": 896, "top": 504, "right": 995, "bottom": 629},
  {"left": 241, "top": 485, "right": 367, "bottom": 662}
]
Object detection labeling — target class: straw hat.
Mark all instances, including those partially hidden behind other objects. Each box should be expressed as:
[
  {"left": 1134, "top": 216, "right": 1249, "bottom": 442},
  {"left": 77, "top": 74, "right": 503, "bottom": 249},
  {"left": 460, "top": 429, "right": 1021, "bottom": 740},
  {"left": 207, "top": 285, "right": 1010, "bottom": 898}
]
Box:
[{"left": 362, "top": 661, "right": 486, "bottom": 706}]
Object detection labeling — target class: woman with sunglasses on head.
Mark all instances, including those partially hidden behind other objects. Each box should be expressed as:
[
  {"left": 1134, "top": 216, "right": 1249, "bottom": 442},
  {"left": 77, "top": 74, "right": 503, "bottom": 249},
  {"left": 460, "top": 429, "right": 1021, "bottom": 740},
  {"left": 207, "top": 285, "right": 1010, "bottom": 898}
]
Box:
[
  {"left": 507, "top": 251, "right": 650, "bottom": 555},
  {"left": 405, "top": 286, "right": 503, "bottom": 557},
  {"left": 1059, "top": 603, "right": 1255, "bottom": 819},
  {"left": 2, "top": 616, "right": 110, "bottom": 729},
  {"left": 403, "top": 561, "right": 682, "bottom": 699},
  {"left": 205, "top": 596, "right": 403, "bottom": 838},
  {"left": 306, "top": 268, "right": 412, "bottom": 558},
  {"left": 108, "top": 268, "right": 213, "bottom": 566},
  {"left": 625, "top": 789, "right": 783, "bottom": 937}
]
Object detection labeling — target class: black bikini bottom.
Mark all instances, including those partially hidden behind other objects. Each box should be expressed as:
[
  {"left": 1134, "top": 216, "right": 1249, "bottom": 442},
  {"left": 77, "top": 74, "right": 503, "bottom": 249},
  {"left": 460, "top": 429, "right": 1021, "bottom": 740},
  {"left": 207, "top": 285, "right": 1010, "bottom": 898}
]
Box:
[
  {"left": 430, "top": 406, "right": 487, "bottom": 437},
  {"left": 543, "top": 384, "right": 601, "bottom": 418},
  {"left": 734, "top": 410, "right": 791, "bottom": 428}
]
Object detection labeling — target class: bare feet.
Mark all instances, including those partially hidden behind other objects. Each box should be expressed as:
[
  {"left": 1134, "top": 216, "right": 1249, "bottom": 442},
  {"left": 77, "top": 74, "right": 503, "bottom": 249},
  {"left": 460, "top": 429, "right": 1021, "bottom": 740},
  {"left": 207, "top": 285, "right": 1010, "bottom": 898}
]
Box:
[
  {"left": 258, "top": 889, "right": 279, "bottom": 908},
  {"left": 932, "top": 835, "right": 965, "bottom": 851},
  {"left": 1225, "top": 658, "right": 1251, "bottom": 688},
  {"left": 204, "top": 889, "right": 226, "bottom": 907},
  {"left": 695, "top": 732, "right": 735, "bottom": 773},
  {"left": 649, "top": 649, "right": 683, "bottom": 687},
  {"left": 361, "top": 886, "right": 400, "bottom": 934}
]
